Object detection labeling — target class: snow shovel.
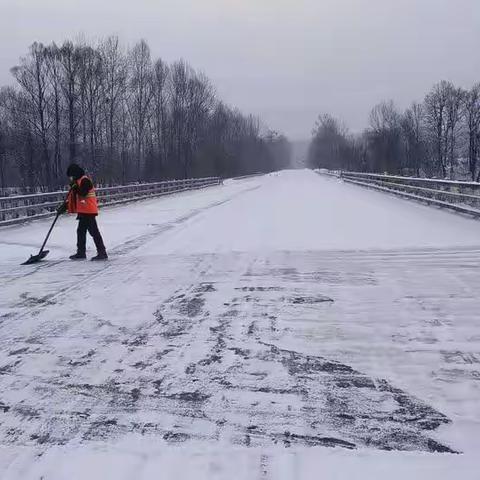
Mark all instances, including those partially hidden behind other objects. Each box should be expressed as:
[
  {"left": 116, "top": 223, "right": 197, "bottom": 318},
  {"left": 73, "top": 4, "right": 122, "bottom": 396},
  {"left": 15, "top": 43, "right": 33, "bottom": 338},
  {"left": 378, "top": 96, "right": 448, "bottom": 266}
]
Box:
[
  {"left": 22, "top": 190, "right": 70, "bottom": 265},
  {"left": 21, "top": 210, "right": 62, "bottom": 265}
]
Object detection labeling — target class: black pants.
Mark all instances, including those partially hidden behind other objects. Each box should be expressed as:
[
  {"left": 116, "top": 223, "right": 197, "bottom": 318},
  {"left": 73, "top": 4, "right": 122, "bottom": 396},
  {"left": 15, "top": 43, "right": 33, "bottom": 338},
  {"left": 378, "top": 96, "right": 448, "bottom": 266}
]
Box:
[{"left": 77, "top": 215, "right": 106, "bottom": 255}]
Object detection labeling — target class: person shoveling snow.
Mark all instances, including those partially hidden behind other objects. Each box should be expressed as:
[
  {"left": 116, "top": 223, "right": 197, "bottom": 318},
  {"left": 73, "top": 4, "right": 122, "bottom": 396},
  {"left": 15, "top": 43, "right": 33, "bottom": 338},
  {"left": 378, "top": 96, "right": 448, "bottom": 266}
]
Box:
[{"left": 57, "top": 163, "right": 108, "bottom": 261}]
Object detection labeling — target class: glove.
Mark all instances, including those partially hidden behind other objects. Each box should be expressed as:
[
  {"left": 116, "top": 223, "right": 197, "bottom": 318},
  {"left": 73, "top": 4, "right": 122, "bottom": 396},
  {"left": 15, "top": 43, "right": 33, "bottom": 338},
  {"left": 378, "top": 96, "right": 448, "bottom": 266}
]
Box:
[{"left": 56, "top": 202, "right": 67, "bottom": 215}]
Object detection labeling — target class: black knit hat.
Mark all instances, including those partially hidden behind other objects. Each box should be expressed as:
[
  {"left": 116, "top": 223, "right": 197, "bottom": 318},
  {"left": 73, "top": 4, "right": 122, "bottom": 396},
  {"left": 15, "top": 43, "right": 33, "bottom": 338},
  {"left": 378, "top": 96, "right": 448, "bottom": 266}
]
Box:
[{"left": 66, "top": 163, "right": 85, "bottom": 180}]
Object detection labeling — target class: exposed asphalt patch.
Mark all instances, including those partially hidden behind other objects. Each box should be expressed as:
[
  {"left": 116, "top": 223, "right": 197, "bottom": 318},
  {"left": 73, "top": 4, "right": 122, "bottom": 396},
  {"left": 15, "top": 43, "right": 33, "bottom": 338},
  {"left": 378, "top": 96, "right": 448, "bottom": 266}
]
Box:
[
  {"left": 123, "top": 334, "right": 148, "bottom": 347},
  {"left": 17, "top": 292, "right": 56, "bottom": 308},
  {"left": 166, "top": 391, "right": 211, "bottom": 402},
  {"left": 30, "top": 433, "right": 52, "bottom": 445},
  {"left": 131, "top": 388, "right": 141, "bottom": 402},
  {"left": 194, "top": 283, "right": 216, "bottom": 293},
  {"left": 153, "top": 285, "right": 212, "bottom": 339},
  {"left": 289, "top": 295, "right": 334, "bottom": 304},
  {"left": 277, "top": 432, "right": 356, "bottom": 449},
  {"left": 257, "top": 342, "right": 456, "bottom": 453},
  {"left": 236, "top": 286, "right": 284, "bottom": 292},
  {"left": 198, "top": 354, "right": 222, "bottom": 366},
  {"left": 8, "top": 347, "right": 29, "bottom": 356},
  {"left": 442, "top": 350, "right": 480, "bottom": 364},
  {"left": 0, "top": 361, "right": 21, "bottom": 375},
  {"left": 178, "top": 296, "right": 205, "bottom": 318},
  {"left": 163, "top": 431, "right": 190, "bottom": 443}
]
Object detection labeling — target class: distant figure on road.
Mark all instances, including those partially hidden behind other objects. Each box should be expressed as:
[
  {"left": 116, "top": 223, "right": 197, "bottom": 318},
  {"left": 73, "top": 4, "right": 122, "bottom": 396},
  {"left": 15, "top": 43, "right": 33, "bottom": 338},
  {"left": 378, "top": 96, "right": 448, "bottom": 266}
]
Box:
[{"left": 58, "top": 163, "right": 108, "bottom": 261}]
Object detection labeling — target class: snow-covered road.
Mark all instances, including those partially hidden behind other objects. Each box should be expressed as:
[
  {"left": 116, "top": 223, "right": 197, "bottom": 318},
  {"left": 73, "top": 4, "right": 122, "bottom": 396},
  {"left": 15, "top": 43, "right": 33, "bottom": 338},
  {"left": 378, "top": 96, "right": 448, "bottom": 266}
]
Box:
[{"left": 1, "top": 170, "right": 480, "bottom": 479}]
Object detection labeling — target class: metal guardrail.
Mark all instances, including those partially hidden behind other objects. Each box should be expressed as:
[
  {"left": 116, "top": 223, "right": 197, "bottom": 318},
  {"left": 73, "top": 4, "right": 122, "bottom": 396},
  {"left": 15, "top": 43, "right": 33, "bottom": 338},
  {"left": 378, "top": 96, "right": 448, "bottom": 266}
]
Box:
[
  {"left": 0, "top": 177, "right": 222, "bottom": 227},
  {"left": 231, "top": 173, "right": 264, "bottom": 181},
  {"left": 319, "top": 170, "right": 480, "bottom": 218}
]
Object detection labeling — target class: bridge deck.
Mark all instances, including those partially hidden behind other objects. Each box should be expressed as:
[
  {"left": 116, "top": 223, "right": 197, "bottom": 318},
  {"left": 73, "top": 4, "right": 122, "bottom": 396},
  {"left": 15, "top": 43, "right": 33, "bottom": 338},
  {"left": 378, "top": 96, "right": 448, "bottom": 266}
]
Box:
[{"left": 1, "top": 170, "right": 479, "bottom": 478}]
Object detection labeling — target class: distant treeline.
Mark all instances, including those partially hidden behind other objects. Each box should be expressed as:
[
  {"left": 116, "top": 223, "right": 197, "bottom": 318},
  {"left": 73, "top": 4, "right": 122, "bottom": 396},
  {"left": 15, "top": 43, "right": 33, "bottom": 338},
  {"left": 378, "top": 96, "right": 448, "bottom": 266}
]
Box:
[
  {"left": 0, "top": 36, "right": 291, "bottom": 190},
  {"left": 308, "top": 81, "right": 480, "bottom": 180}
]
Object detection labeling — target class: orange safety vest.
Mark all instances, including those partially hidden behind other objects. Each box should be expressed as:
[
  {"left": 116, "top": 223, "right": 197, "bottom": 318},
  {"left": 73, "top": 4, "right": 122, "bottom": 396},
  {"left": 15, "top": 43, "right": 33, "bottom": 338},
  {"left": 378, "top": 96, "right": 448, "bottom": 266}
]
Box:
[{"left": 67, "top": 175, "right": 99, "bottom": 215}]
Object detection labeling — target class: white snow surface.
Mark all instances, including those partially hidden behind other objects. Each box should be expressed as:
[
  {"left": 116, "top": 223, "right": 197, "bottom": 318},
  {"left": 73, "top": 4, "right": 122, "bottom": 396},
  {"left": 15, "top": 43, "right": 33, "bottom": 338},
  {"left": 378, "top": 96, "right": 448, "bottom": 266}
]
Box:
[{"left": 1, "top": 170, "right": 480, "bottom": 479}]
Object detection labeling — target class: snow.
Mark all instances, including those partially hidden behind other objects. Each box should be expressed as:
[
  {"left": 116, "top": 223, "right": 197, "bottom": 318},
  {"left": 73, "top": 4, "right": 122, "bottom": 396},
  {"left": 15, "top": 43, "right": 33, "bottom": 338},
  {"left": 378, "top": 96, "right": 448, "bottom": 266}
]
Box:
[
  {"left": 1, "top": 170, "right": 480, "bottom": 478},
  {"left": 154, "top": 170, "right": 480, "bottom": 254},
  {"left": 0, "top": 178, "right": 259, "bottom": 263},
  {"left": 3, "top": 170, "right": 480, "bottom": 261},
  {"left": 1, "top": 441, "right": 478, "bottom": 480}
]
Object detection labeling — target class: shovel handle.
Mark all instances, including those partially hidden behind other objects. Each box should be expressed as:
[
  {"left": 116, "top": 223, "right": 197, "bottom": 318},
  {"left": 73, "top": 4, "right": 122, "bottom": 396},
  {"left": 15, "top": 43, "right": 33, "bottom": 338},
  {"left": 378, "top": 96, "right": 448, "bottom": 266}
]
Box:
[
  {"left": 38, "top": 190, "right": 71, "bottom": 255},
  {"left": 38, "top": 211, "right": 61, "bottom": 254}
]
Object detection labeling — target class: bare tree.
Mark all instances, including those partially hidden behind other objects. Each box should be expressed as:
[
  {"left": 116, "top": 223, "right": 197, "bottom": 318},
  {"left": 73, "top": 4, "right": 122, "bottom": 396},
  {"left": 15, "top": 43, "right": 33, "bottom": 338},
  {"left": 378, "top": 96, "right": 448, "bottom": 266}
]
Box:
[
  {"left": 424, "top": 81, "right": 453, "bottom": 177},
  {"left": 308, "top": 114, "right": 348, "bottom": 170},
  {"left": 11, "top": 42, "right": 54, "bottom": 187},
  {"left": 464, "top": 84, "right": 480, "bottom": 180},
  {"left": 445, "top": 85, "right": 465, "bottom": 178},
  {"left": 80, "top": 45, "right": 105, "bottom": 175},
  {"left": 401, "top": 103, "right": 426, "bottom": 176},
  {"left": 0, "top": 118, "right": 6, "bottom": 189},
  {"left": 100, "top": 36, "right": 127, "bottom": 172},
  {"left": 184, "top": 73, "right": 215, "bottom": 178},
  {"left": 45, "top": 44, "right": 63, "bottom": 184},
  {"left": 128, "top": 40, "right": 153, "bottom": 181},
  {"left": 169, "top": 60, "right": 190, "bottom": 178},
  {"left": 367, "top": 101, "right": 402, "bottom": 173},
  {"left": 58, "top": 41, "right": 82, "bottom": 164},
  {"left": 0, "top": 86, "right": 39, "bottom": 188},
  {"left": 150, "top": 58, "right": 169, "bottom": 178}
]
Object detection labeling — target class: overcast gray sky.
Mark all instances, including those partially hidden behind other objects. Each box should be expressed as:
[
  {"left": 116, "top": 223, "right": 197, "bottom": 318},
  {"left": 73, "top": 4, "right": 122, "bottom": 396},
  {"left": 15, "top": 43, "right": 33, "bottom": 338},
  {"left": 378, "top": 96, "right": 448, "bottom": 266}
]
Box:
[{"left": 1, "top": 0, "right": 479, "bottom": 140}]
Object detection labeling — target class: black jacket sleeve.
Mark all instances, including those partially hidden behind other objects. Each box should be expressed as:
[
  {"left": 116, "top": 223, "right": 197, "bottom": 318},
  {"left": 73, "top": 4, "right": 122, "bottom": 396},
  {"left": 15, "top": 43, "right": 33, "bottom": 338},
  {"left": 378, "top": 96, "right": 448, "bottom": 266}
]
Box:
[{"left": 77, "top": 177, "right": 94, "bottom": 197}]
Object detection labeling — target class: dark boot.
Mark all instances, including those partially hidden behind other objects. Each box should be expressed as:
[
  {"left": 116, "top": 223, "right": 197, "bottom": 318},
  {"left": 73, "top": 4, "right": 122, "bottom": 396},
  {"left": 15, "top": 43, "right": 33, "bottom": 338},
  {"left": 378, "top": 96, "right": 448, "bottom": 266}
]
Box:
[
  {"left": 91, "top": 251, "right": 108, "bottom": 261},
  {"left": 70, "top": 252, "right": 87, "bottom": 260}
]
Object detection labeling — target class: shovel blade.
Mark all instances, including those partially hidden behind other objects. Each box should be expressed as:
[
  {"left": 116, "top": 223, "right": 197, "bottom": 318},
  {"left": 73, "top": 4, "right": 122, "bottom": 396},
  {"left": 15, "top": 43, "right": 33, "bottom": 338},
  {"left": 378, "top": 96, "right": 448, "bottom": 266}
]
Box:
[{"left": 22, "top": 250, "right": 49, "bottom": 265}]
